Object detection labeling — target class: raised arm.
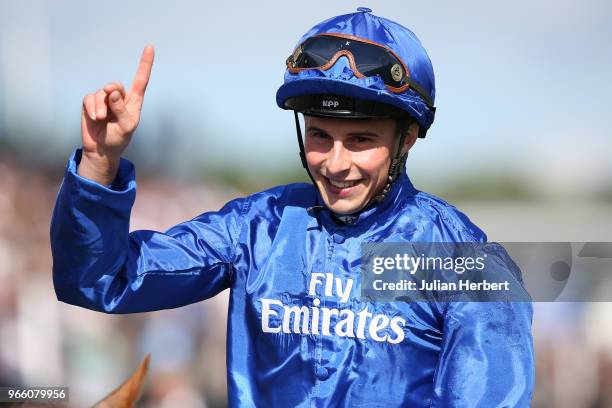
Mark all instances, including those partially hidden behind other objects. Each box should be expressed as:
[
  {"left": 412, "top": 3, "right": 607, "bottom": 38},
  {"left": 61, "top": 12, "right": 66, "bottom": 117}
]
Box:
[
  {"left": 51, "top": 150, "right": 247, "bottom": 313},
  {"left": 51, "top": 46, "right": 246, "bottom": 313}
]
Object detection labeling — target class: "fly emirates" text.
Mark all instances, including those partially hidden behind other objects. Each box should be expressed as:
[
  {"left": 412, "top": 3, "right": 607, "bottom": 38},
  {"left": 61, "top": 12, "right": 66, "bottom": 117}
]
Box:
[{"left": 259, "top": 273, "right": 406, "bottom": 344}]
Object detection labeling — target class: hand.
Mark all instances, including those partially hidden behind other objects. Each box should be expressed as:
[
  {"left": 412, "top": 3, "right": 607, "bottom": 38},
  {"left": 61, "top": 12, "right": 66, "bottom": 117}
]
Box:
[{"left": 78, "top": 45, "right": 155, "bottom": 185}]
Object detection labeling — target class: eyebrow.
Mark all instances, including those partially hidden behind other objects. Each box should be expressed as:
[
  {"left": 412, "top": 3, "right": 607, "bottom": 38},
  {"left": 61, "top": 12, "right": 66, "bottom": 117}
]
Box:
[
  {"left": 306, "top": 126, "right": 380, "bottom": 138},
  {"left": 305, "top": 126, "right": 329, "bottom": 134},
  {"left": 347, "top": 131, "right": 380, "bottom": 138}
]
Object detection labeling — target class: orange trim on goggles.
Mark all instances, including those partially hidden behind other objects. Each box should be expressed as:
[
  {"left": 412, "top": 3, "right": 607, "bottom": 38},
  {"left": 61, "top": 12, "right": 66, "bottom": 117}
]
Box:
[{"left": 286, "top": 33, "right": 433, "bottom": 108}]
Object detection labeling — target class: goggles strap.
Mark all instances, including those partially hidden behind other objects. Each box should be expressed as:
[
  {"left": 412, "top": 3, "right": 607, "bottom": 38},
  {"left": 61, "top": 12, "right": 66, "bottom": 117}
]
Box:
[{"left": 404, "top": 78, "right": 434, "bottom": 109}]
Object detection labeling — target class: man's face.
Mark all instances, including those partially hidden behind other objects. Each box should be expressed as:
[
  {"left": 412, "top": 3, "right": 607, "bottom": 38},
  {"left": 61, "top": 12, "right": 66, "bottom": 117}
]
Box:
[{"left": 304, "top": 115, "right": 417, "bottom": 215}]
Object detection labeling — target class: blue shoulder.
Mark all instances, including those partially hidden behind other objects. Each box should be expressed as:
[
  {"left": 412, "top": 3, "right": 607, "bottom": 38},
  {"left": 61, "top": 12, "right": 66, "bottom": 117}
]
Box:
[
  {"left": 411, "top": 191, "right": 487, "bottom": 242},
  {"left": 242, "top": 182, "right": 318, "bottom": 218}
]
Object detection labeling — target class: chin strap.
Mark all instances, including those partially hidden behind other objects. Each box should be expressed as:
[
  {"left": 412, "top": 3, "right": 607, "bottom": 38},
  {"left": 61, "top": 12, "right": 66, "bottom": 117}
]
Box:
[
  {"left": 294, "top": 111, "right": 317, "bottom": 187},
  {"left": 372, "top": 120, "right": 409, "bottom": 203}
]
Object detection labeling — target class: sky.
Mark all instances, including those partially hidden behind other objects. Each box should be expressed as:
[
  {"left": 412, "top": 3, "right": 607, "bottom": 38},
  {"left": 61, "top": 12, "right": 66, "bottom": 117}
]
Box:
[{"left": 1, "top": 0, "right": 611, "bottom": 195}]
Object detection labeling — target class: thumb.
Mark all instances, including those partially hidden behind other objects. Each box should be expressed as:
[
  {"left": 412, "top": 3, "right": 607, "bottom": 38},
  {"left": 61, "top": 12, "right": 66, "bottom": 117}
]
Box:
[{"left": 108, "top": 90, "right": 136, "bottom": 133}]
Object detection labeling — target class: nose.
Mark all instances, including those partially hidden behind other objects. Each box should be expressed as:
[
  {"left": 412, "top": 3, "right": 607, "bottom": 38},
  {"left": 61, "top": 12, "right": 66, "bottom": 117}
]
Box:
[{"left": 325, "top": 140, "right": 351, "bottom": 176}]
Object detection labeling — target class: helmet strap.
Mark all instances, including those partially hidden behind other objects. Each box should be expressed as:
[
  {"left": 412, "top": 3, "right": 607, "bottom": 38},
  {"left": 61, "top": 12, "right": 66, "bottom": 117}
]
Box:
[
  {"left": 373, "top": 119, "right": 409, "bottom": 203},
  {"left": 294, "top": 111, "right": 316, "bottom": 186}
]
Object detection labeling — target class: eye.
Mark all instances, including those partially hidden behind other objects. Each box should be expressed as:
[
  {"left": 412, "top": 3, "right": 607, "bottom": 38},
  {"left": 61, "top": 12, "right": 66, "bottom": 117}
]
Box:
[
  {"left": 353, "top": 135, "right": 373, "bottom": 144},
  {"left": 309, "top": 130, "right": 331, "bottom": 140}
]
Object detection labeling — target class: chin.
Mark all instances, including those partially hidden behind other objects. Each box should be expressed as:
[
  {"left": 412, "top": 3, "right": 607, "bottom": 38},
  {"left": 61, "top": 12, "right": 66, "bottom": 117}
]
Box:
[
  {"left": 323, "top": 198, "right": 368, "bottom": 215},
  {"left": 316, "top": 185, "right": 372, "bottom": 215}
]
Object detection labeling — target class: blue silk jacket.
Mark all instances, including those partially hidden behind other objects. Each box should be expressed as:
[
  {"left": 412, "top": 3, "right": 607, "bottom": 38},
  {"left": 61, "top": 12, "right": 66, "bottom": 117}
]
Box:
[{"left": 51, "top": 150, "right": 534, "bottom": 407}]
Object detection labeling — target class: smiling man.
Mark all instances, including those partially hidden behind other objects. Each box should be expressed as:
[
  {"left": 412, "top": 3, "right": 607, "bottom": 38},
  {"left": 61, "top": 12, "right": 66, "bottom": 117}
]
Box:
[
  {"left": 304, "top": 115, "right": 418, "bottom": 215},
  {"left": 51, "top": 8, "right": 534, "bottom": 407}
]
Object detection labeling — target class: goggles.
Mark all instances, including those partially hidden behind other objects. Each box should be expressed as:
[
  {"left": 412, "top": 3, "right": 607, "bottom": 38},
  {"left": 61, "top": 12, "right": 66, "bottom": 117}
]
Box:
[{"left": 286, "top": 33, "right": 434, "bottom": 108}]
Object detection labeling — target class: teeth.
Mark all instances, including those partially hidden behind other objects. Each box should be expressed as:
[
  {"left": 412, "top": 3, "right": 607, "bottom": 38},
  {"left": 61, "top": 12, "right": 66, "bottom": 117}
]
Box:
[{"left": 329, "top": 179, "right": 358, "bottom": 188}]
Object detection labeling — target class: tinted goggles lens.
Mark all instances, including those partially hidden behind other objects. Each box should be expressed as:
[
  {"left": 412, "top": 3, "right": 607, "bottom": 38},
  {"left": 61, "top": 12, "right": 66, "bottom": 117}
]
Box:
[{"left": 290, "top": 34, "right": 408, "bottom": 88}]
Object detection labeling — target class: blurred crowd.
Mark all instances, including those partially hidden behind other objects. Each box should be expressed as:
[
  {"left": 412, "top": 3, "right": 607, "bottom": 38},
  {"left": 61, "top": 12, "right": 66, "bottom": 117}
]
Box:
[{"left": 0, "top": 155, "right": 611, "bottom": 407}]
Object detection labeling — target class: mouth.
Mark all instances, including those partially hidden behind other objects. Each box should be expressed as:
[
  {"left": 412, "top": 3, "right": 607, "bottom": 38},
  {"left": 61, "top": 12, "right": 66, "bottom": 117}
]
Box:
[{"left": 322, "top": 176, "right": 363, "bottom": 197}]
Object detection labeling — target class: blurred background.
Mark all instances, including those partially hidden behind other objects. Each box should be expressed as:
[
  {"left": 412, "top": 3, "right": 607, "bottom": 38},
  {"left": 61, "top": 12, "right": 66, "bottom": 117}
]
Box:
[{"left": 1, "top": 0, "right": 611, "bottom": 406}]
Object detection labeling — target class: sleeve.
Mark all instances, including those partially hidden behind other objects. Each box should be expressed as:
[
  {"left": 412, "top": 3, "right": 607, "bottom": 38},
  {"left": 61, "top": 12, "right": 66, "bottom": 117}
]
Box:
[
  {"left": 430, "top": 300, "right": 535, "bottom": 407},
  {"left": 426, "top": 208, "right": 534, "bottom": 407},
  {"left": 50, "top": 149, "right": 247, "bottom": 314}
]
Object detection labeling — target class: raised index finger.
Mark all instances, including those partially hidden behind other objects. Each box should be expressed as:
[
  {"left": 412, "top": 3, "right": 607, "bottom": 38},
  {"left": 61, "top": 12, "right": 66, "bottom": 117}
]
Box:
[{"left": 129, "top": 45, "right": 155, "bottom": 98}]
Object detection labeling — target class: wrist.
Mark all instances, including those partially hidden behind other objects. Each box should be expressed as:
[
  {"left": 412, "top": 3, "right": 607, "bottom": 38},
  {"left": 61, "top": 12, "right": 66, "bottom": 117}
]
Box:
[{"left": 77, "top": 150, "right": 120, "bottom": 186}]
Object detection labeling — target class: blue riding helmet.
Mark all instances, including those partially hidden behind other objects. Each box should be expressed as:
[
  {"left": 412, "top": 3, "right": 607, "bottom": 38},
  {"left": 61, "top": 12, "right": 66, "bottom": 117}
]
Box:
[{"left": 276, "top": 7, "right": 436, "bottom": 137}]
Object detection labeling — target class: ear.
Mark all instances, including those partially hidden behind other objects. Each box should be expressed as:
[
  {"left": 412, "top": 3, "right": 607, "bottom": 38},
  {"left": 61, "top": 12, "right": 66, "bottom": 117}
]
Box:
[
  {"left": 93, "top": 354, "right": 150, "bottom": 408},
  {"left": 400, "top": 122, "right": 419, "bottom": 155}
]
